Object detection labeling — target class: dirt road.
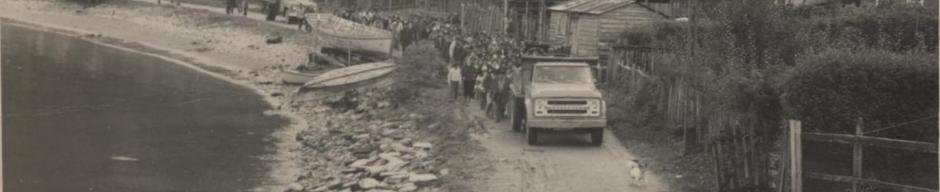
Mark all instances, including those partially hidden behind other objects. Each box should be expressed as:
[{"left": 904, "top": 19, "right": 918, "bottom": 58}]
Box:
[{"left": 458, "top": 105, "right": 669, "bottom": 192}]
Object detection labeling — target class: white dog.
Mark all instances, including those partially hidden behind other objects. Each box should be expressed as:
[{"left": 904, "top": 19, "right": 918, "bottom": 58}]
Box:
[{"left": 627, "top": 159, "right": 645, "bottom": 182}]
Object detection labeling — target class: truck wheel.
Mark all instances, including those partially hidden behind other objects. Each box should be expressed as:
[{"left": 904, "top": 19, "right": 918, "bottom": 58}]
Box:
[
  {"left": 527, "top": 126, "right": 539, "bottom": 145},
  {"left": 590, "top": 128, "right": 604, "bottom": 146},
  {"left": 510, "top": 98, "right": 523, "bottom": 132}
]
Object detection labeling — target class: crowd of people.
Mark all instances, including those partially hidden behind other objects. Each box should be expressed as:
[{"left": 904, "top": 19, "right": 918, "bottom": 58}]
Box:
[
  {"left": 447, "top": 32, "right": 524, "bottom": 122},
  {"left": 335, "top": 8, "right": 526, "bottom": 121}
]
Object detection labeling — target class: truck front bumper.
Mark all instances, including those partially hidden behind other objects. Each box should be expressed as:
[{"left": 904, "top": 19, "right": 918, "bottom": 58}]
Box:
[{"left": 527, "top": 117, "right": 606, "bottom": 130}]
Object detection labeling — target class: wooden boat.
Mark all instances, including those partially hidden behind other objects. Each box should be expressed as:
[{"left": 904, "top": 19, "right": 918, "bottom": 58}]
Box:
[
  {"left": 280, "top": 69, "right": 322, "bottom": 84},
  {"left": 307, "top": 14, "right": 393, "bottom": 55},
  {"left": 302, "top": 62, "right": 397, "bottom": 90}
]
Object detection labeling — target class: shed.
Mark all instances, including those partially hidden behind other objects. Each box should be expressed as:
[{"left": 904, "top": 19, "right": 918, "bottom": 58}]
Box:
[{"left": 547, "top": 0, "right": 668, "bottom": 57}]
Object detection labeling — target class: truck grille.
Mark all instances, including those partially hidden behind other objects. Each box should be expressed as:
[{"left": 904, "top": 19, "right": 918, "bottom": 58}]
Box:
[
  {"left": 547, "top": 109, "right": 588, "bottom": 114},
  {"left": 542, "top": 99, "right": 593, "bottom": 117},
  {"left": 548, "top": 100, "right": 587, "bottom": 105}
]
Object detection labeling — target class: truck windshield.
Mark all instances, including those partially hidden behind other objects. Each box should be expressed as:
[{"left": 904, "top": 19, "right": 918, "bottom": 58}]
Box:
[{"left": 532, "top": 66, "right": 593, "bottom": 84}]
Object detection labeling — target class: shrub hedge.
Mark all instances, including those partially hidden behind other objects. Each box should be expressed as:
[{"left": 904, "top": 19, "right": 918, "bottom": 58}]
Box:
[
  {"left": 781, "top": 49, "right": 937, "bottom": 141},
  {"left": 389, "top": 40, "right": 447, "bottom": 103}
]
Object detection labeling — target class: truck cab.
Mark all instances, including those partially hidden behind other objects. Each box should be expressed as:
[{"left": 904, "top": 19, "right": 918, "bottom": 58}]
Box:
[{"left": 509, "top": 56, "right": 607, "bottom": 146}]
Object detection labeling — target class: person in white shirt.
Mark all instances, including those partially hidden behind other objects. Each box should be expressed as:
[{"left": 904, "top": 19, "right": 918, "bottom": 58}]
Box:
[{"left": 447, "top": 64, "right": 463, "bottom": 101}]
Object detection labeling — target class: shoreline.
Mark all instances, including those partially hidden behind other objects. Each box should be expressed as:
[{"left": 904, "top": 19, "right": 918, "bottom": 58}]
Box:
[{"left": 2, "top": 14, "right": 304, "bottom": 192}]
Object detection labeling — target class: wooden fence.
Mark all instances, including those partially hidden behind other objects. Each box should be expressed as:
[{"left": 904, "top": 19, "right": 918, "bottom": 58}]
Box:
[
  {"left": 606, "top": 45, "right": 713, "bottom": 153},
  {"left": 711, "top": 120, "right": 773, "bottom": 191},
  {"left": 459, "top": 3, "right": 507, "bottom": 35},
  {"left": 786, "top": 119, "right": 939, "bottom": 192}
]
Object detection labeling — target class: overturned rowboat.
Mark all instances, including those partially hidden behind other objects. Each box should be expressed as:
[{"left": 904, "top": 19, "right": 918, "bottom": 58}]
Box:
[
  {"left": 301, "top": 62, "right": 397, "bottom": 90},
  {"left": 307, "top": 14, "right": 393, "bottom": 55},
  {"left": 279, "top": 69, "right": 322, "bottom": 84}
]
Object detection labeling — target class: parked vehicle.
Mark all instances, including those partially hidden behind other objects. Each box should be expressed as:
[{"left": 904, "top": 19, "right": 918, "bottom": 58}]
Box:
[{"left": 509, "top": 55, "right": 606, "bottom": 146}]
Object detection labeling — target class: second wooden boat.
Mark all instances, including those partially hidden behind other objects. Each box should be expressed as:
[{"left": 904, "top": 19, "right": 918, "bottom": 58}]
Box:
[
  {"left": 307, "top": 14, "right": 393, "bottom": 55},
  {"left": 302, "top": 62, "right": 397, "bottom": 90},
  {"left": 279, "top": 69, "right": 321, "bottom": 84}
]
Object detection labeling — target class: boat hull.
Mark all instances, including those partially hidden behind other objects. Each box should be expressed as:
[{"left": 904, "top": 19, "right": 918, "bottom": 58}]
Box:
[
  {"left": 303, "top": 62, "right": 397, "bottom": 90},
  {"left": 308, "top": 14, "right": 393, "bottom": 55},
  {"left": 280, "top": 70, "right": 320, "bottom": 84}
]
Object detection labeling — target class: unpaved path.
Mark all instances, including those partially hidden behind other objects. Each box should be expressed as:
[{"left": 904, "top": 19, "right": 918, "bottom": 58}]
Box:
[{"left": 458, "top": 105, "right": 669, "bottom": 192}]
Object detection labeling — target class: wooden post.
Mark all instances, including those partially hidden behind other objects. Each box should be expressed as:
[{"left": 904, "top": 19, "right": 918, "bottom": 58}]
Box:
[
  {"left": 538, "top": 0, "right": 545, "bottom": 41},
  {"left": 503, "top": 0, "right": 509, "bottom": 35},
  {"left": 778, "top": 128, "right": 790, "bottom": 192},
  {"left": 852, "top": 117, "right": 864, "bottom": 192},
  {"left": 789, "top": 120, "right": 802, "bottom": 192}
]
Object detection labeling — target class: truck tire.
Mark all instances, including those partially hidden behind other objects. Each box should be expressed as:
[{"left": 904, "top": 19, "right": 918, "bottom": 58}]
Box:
[
  {"left": 590, "top": 128, "right": 604, "bottom": 146},
  {"left": 510, "top": 98, "right": 524, "bottom": 132},
  {"left": 527, "top": 126, "right": 539, "bottom": 145}
]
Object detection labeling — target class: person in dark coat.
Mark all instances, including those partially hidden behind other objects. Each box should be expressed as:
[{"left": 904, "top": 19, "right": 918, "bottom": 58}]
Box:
[
  {"left": 494, "top": 71, "right": 511, "bottom": 122},
  {"left": 225, "top": 0, "right": 236, "bottom": 14},
  {"left": 462, "top": 61, "right": 476, "bottom": 102},
  {"left": 399, "top": 23, "right": 413, "bottom": 49}
]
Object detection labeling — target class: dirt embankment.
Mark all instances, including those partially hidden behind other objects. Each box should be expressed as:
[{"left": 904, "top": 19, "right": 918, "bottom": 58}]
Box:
[{"left": 1, "top": 1, "right": 479, "bottom": 191}]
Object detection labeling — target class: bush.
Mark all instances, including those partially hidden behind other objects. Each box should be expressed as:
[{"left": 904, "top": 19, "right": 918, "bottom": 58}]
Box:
[
  {"left": 781, "top": 49, "right": 937, "bottom": 141},
  {"left": 792, "top": 4, "right": 938, "bottom": 53},
  {"left": 389, "top": 40, "right": 447, "bottom": 103}
]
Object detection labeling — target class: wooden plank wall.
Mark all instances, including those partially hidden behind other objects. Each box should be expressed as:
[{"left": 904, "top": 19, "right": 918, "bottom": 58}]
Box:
[
  {"left": 573, "top": 15, "right": 601, "bottom": 56},
  {"left": 641, "top": 0, "right": 689, "bottom": 18},
  {"left": 597, "top": 4, "right": 662, "bottom": 43},
  {"left": 552, "top": 4, "right": 665, "bottom": 57},
  {"left": 548, "top": 12, "right": 568, "bottom": 45}
]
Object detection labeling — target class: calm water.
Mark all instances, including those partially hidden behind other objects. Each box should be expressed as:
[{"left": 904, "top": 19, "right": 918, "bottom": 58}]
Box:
[{"left": 2, "top": 23, "right": 288, "bottom": 192}]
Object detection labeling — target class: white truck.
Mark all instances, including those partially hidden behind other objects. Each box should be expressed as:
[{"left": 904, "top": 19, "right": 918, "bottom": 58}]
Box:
[{"left": 509, "top": 56, "right": 607, "bottom": 146}]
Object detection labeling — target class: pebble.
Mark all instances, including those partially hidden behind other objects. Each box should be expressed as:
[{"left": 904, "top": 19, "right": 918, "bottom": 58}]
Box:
[
  {"left": 398, "top": 183, "right": 418, "bottom": 192},
  {"left": 285, "top": 182, "right": 303, "bottom": 192},
  {"left": 412, "top": 142, "right": 433, "bottom": 149},
  {"left": 359, "top": 178, "right": 386, "bottom": 189},
  {"left": 408, "top": 173, "right": 438, "bottom": 183}
]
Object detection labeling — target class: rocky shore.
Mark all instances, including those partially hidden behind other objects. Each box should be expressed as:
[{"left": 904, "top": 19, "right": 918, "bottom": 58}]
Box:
[{"left": 1, "top": 1, "right": 476, "bottom": 191}]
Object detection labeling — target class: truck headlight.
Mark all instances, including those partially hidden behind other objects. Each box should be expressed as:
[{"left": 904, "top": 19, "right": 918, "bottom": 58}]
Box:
[
  {"left": 588, "top": 99, "right": 601, "bottom": 116},
  {"left": 534, "top": 99, "right": 548, "bottom": 116}
]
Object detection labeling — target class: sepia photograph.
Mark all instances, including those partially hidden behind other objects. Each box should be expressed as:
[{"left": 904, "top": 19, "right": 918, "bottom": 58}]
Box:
[{"left": 1, "top": 0, "right": 937, "bottom": 191}]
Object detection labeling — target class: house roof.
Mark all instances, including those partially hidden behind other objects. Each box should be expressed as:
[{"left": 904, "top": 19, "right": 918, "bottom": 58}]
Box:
[{"left": 547, "top": 0, "right": 635, "bottom": 14}]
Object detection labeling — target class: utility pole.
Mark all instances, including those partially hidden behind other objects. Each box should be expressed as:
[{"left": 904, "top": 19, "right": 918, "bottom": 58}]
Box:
[{"left": 504, "top": 0, "right": 510, "bottom": 36}]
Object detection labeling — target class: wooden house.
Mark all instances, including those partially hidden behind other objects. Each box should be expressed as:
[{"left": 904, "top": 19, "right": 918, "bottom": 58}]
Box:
[{"left": 547, "top": 0, "right": 670, "bottom": 57}]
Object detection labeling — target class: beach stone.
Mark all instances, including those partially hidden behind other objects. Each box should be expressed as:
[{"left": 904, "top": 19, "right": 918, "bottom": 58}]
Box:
[
  {"left": 398, "top": 183, "right": 418, "bottom": 192},
  {"left": 358, "top": 178, "right": 386, "bottom": 189},
  {"left": 349, "top": 157, "right": 375, "bottom": 168},
  {"left": 408, "top": 173, "right": 438, "bottom": 183},
  {"left": 285, "top": 182, "right": 304, "bottom": 192},
  {"left": 412, "top": 142, "right": 432, "bottom": 149},
  {"left": 378, "top": 152, "right": 401, "bottom": 160},
  {"left": 266, "top": 35, "right": 283, "bottom": 44},
  {"left": 427, "top": 123, "right": 440, "bottom": 130},
  {"left": 365, "top": 165, "right": 387, "bottom": 174}
]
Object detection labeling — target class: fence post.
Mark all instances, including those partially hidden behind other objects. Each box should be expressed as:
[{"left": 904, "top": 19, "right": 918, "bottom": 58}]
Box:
[
  {"left": 852, "top": 117, "right": 864, "bottom": 192},
  {"left": 789, "top": 120, "right": 802, "bottom": 192}
]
